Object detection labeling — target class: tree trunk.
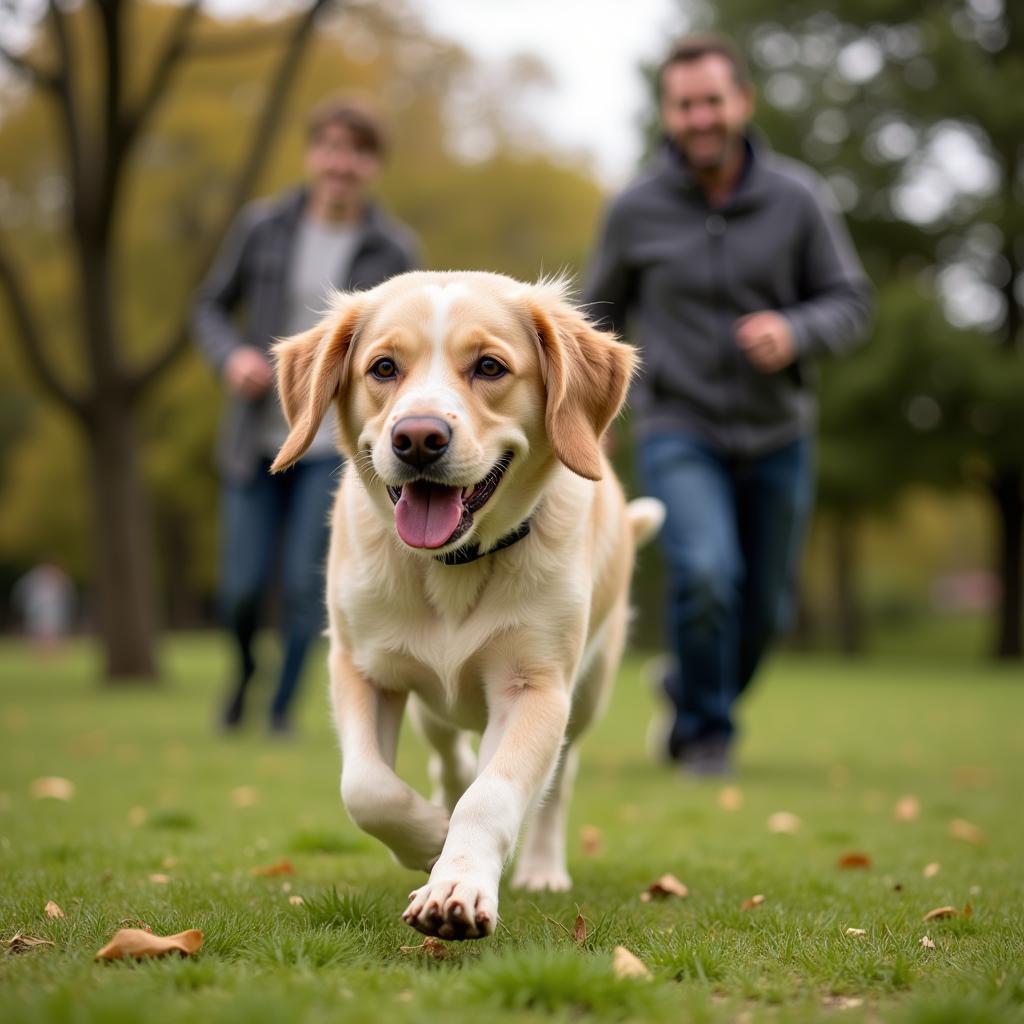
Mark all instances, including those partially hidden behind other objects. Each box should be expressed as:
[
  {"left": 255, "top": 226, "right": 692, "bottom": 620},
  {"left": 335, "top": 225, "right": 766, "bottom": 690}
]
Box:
[
  {"left": 87, "top": 403, "right": 159, "bottom": 681},
  {"left": 991, "top": 472, "right": 1023, "bottom": 659},
  {"left": 833, "top": 512, "right": 863, "bottom": 656}
]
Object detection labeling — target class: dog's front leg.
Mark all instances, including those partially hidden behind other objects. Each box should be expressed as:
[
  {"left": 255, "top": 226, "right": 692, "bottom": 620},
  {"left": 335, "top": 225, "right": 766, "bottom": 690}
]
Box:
[
  {"left": 403, "top": 677, "right": 571, "bottom": 940},
  {"left": 331, "top": 646, "right": 450, "bottom": 872}
]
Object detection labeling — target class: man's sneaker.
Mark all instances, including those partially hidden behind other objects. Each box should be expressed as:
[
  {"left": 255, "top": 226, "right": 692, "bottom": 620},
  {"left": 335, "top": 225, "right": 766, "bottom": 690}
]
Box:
[{"left": 681, "top": 734, "right": 733, "bottom": 778}]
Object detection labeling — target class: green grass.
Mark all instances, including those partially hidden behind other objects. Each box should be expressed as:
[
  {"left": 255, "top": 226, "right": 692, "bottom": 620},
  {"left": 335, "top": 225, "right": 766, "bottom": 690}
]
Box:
[{"left": 1, "top": 634, "right": 1022, "bottom": 1023}]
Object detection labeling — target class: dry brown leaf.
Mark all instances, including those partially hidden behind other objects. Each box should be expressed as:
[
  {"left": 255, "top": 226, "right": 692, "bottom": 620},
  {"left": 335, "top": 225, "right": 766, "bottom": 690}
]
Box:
[
  {"left": 894, "top": 795, "right": 920, "bottom": 821},
  {"left": 845, "top": 927, "right": 867, "bottom": 937},
  {"left": 288, "top": 895, "right": 305, "bottom": 906},
  {"left": 148, "top": 873, "right": 170, "bottom": 885},
  {"left": 612, "top": 946, "right": 651, "bottom": 980},
  {"left": 922, "top": 905, "right": 959, "bottom": 922},
  {"left": 640, "top": 873, "right": 689, "bottom": 902},
  {"left": 767, "top": 811, "right": 800, "bottom": 834},
  {"left": 837, "top": 852, "right": 872, "bottom": 869},
  {"left": 580, "top": 825, "right": 604, "bottom": 857},
  {"left": 94, "top": 928, "right": 203, "bottom": 961},
  {"left": 741, "top": 893, "right": 766, "bottom": 911},
  {"left": 920, "top": 935, "right": 936, "bottom": 949},
  {"left": 44, "top": 901, "right": 64, "bottom": 919},
  {"left": 573, "top": 913, "right": 587, "bottom": 944},
  {"left": 251, "top": 858, "right": 294, "bottom": 877},
  {"left": 231, "top": 786, "right": 259, "bottom": 808},
  {"left": 963, "top": 902, "right": 973, "bottom": 919},
  {"left": 398, "top": 936, "right": 447, "bottom": 960},
  {"left": 29, "top": 777, "right": 75, "bottom": 801},
  {"left": 923, "top": 862, "right": 941, "bottom": 878},
  {"left": 717, "top": 785, "right": 743, "bottom": 811},
  {"left": 7, "top": 933, "right": 55, "bottom": 953},
  {"left": 949, "top": 819, "right": 985, "bottom": 844}
]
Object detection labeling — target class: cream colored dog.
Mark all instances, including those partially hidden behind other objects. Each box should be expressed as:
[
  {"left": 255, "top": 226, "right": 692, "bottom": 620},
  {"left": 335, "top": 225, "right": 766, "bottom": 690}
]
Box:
[{"left": 271, "top": 271, "right": 663, "bottom": 940}]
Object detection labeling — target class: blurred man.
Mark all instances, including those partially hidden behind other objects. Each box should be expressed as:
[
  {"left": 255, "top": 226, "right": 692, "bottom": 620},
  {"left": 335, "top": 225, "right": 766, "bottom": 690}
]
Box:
[
  {"left": 193, "top": 97, "right": 417, "bottom": 733},
  {"left": 585, "top": 35, "right": 872, "bottom": 775}
]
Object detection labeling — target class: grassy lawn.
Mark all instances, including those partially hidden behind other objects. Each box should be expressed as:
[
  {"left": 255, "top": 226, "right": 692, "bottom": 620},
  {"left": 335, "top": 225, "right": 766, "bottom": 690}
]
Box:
[{"left": 1, "top": 633, "right": 1022, "bottom": 1023}]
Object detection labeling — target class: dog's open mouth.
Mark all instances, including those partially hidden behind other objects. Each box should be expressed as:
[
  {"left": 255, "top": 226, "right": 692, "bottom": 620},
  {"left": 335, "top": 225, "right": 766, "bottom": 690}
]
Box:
[{"left": 386, "top": 452, "right": 513, "bottom": 550}]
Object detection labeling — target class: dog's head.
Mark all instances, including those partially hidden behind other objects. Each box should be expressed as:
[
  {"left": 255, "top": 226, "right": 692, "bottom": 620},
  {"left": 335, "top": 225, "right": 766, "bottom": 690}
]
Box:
[{"left": 271, "top": 271, "right": 635, "bottom": 554}]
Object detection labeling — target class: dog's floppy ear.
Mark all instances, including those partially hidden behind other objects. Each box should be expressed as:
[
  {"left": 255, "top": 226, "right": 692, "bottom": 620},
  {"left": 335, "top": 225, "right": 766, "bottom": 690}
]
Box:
[
  {"left": 524, "top": 283, "right": 636, "bottom": 481},
  {"left": 270, "top": 294, "right": 365, "bottom": 473}
]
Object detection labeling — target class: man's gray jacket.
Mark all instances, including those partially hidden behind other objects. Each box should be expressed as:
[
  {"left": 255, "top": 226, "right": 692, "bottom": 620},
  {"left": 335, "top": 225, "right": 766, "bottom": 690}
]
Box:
[
  {"left": 192, "top": 187, "right": 417, "bottom": 481},
  {"left": 583, "top": 138, "right": 873, "bottom": 456}
]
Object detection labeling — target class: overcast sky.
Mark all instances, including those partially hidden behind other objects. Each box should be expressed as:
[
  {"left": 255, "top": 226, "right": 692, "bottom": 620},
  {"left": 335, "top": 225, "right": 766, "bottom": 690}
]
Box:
[{"left": 415, "top": 0, "right": 683, "bottom": 186}]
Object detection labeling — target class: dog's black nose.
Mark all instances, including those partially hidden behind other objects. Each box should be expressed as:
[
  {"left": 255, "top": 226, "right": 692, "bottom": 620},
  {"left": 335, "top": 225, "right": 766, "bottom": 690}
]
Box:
[{"left": 391, "top": 416, "right": 452, "bottom": 468}]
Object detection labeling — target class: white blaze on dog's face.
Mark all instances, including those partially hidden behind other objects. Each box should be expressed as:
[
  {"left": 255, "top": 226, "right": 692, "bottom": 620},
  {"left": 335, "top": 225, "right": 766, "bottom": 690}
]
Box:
[{"left": 270, "top": 271, "right": 635, "bottom": 553}]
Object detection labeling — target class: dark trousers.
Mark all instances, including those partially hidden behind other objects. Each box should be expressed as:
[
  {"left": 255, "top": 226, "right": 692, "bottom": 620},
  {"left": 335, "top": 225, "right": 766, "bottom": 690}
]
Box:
[
  {"left": 220, "top": 455, "right": 341, "bottom": 723},
  {"left": 638, "top": 432, "right": 814, "bottom": 747}
]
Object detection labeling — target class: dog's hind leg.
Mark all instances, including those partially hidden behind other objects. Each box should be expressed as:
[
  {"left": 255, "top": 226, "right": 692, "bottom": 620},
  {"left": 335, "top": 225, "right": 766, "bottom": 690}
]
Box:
[
  {"left": 510, "top": 744, "right": 578, "bottom": 892},
  {"left": 407, "top": 696, "right": 477, "bottom": 814},
  {"left": 511, "top": 599, "right": 629, "bottom": 892}
]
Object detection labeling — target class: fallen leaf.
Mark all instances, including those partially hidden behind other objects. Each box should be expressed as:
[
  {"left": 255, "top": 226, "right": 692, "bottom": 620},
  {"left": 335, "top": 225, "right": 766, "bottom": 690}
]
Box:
[
  {"left": 288, "top": 895, "right": 304, "bottom": 906},
  {"left": 580, "top": 825, "right": 603, "bottom": 857},
  {"left": 251, "top": 858, "right": 294, "bottom": 877},
  {"left": 640, "top": 873, "right": 689, "bottom": 902},
  {"left": 231, "top": 786, "right": 259, "bottom": 808},
  {"left": 767, "top": 811, "right": 800, "bottom": 834},
  {"left": 741, "top": 893, "right": 766, "bottom": 911},
  {"left": 717, "top": 785, "right": 743, "bottom": 810},
  {"left": 922, "top": 905, "right": 958, "bottom": 922},
  {"left": 612, "top": 945, "right": 651, "bottom": 980},
  {"left": 837, "top": 852, "right": 872, "bottom": 869},
  {"left": 148, "top": 873, "right": 170, "bottom": 885},
  {"left": 95, "top": 928, "right": 202, "bottom": 961},
  {"left": 845, "top": 927, "right": 867, "bottom": 937},
  {"left": 923, "top": 862, "right": 940, "bottom": 878},
  {"left": 29, "top": 777, "right": 75, "bottom": 801},
  {"left": 949, "top": 819, "right": 985, "bottom": 844},
  {"left": 920, "top": 935, "right": 936, "bottom": 949},
  {"left": 893, "top": 795, "right": 920, "bottom": 821},
  {"left": 6, "top": 933, "right": 55, "bottom": 953},
  {"left": 963, "top": 902, "right": 972, "bottom": 919},
  {"left": 573, "top": 913, "right": 587, "bottom": 944},
  {"left": 44, "top": 901, "right": 64, "bottom": 919},
  {"left": 398, "top": 936, "right": 447, "bottom": 960}
]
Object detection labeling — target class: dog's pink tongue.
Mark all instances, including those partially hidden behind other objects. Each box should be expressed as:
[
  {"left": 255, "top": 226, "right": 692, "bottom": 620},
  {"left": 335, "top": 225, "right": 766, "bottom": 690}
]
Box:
[{"left": 395, "top": 481, "right": 464, "bottom": 548}]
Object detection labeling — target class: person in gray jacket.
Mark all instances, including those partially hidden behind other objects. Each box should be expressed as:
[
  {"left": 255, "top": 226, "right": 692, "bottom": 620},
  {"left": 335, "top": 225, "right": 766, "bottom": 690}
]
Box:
[
  {"left": 193, "top": 97, "right": 417, "bottom": 733},
  {"left": 585, "top": 35, "right": 872, "bottom": 775}
]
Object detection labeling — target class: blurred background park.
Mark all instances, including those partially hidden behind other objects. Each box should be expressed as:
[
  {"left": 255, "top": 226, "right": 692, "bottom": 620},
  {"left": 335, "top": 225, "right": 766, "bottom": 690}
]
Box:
[{"left": 1, "top": 0, "right": 1022, "bottom": 682}]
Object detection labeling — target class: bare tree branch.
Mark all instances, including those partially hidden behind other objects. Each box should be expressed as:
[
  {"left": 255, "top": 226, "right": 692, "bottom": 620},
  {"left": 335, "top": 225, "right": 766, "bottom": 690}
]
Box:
[
  {"left": 0, "top": 230, "right": 87, "bottom": 417},
  {"left": 130, "top": 0, "right": 337, "bottom": 395},
  {"left": 46, "top": 0, "right": 89, "bottom": 220},
  {"left": 122, "top": 0, "right": 202, "bottom": 148}
]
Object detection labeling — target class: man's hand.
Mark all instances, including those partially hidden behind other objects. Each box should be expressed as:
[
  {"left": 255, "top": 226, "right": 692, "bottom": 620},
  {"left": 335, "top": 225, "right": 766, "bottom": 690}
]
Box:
[
  {"left": 224, "top": 346, "right": 273, "bottom": 399},
  {"left": 734, "top": 311, "right": 797, "bottom": 374}
]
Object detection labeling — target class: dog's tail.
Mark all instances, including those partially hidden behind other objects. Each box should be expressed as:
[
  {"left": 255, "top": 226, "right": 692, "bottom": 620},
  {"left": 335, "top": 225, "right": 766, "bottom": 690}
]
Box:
[{"left": 627, "top": 497, "right": 666, "bottom": 549}]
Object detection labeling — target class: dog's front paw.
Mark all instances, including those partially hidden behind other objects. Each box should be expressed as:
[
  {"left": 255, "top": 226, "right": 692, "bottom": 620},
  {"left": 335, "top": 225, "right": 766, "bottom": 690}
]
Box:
[{"left": 402, "top": 878, "right": 497, "bottom": 940}]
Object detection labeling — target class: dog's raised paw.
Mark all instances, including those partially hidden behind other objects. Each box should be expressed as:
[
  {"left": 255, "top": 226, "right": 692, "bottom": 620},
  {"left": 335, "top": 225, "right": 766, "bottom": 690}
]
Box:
[{"left": 403, "top": 878, "right": 496, "bottom": 940}]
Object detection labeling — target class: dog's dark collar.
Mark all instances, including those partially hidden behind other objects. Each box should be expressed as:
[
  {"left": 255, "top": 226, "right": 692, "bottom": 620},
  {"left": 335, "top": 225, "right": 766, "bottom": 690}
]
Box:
[{"left": 435, "top": 518, "right": 532, "bottom": 566}]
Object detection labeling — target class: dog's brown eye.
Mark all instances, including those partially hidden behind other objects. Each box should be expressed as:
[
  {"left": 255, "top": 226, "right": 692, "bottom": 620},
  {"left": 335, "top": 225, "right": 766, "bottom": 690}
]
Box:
[
  {"left": 475, "top": 357, "right": 507, "bottom": 379},
  {"left": 370, "top": 358, "right": 398, "bottom": 380}
]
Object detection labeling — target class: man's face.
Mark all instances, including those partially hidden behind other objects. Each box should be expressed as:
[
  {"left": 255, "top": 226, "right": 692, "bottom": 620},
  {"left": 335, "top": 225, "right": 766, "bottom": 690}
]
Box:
[
  {"left": 659, "top": 54, "right": 754, "bottom": 171},
  {"left": 305, "top": 121, "right": 380, "bottom": 209}
]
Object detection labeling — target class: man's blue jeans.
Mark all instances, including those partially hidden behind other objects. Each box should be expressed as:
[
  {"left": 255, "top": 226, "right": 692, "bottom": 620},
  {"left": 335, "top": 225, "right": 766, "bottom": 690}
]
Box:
[
  {"left": 638, "top": 432, "right": 814, "bottom": 749},
  {"left": 220, "top": 455, "right": 341, "bottom": 724}
]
